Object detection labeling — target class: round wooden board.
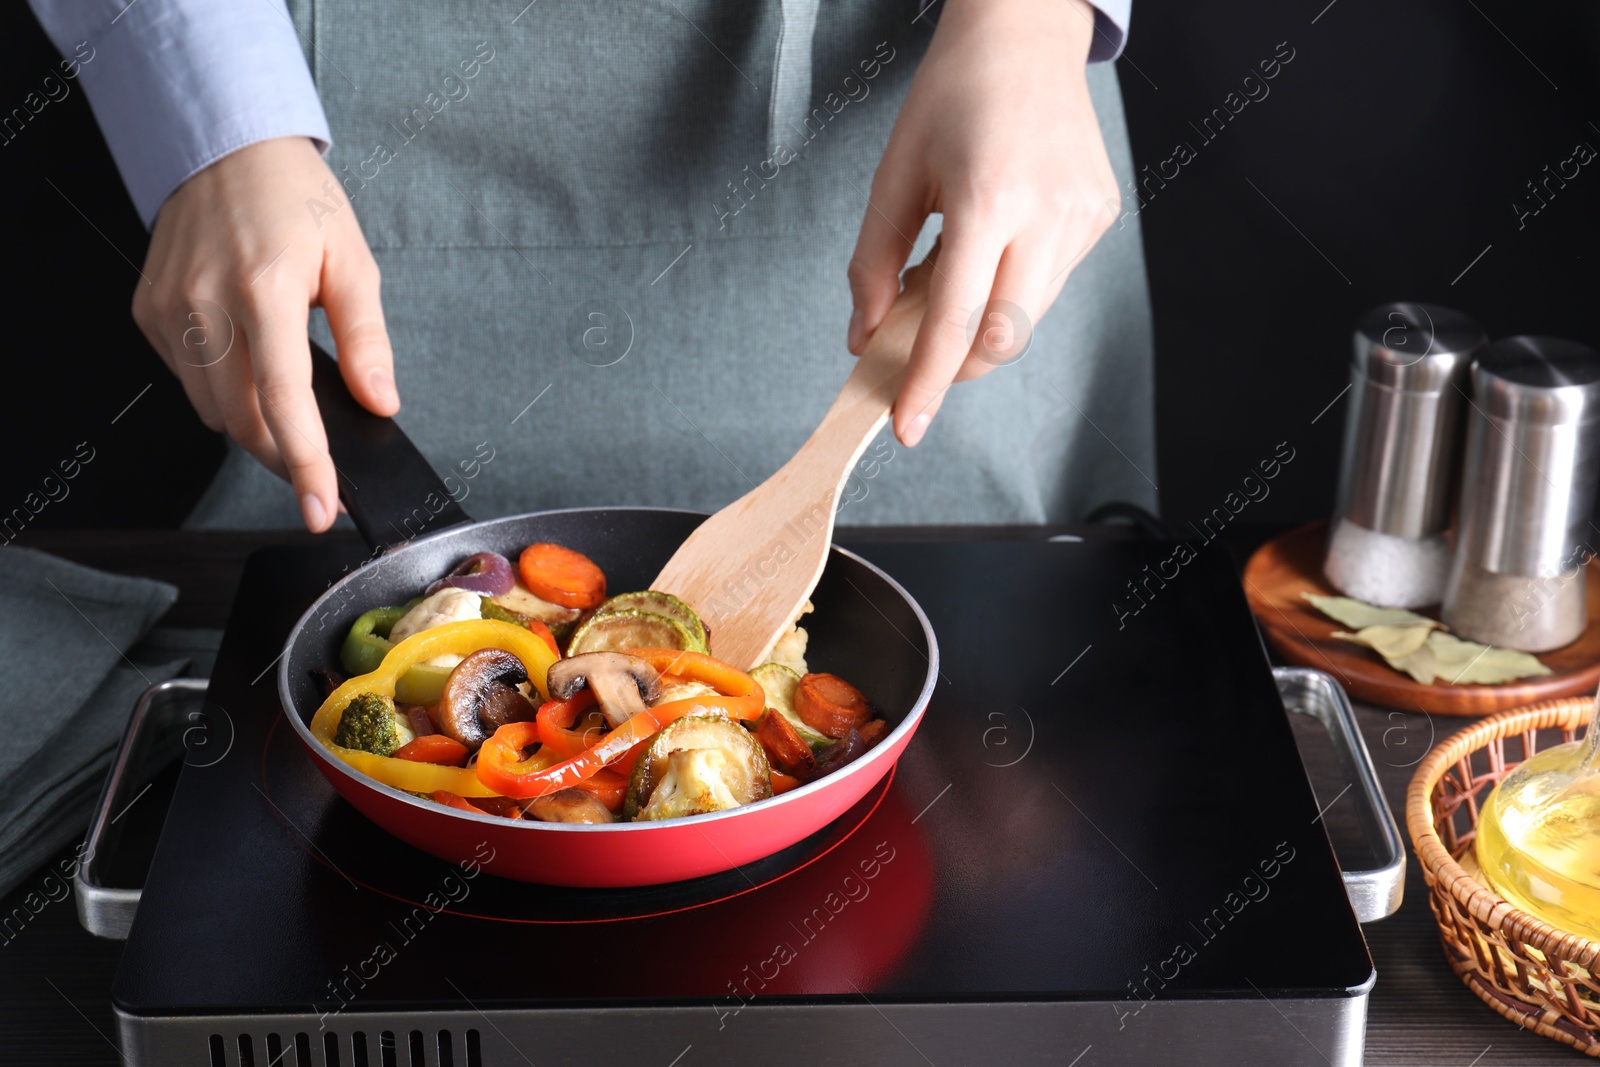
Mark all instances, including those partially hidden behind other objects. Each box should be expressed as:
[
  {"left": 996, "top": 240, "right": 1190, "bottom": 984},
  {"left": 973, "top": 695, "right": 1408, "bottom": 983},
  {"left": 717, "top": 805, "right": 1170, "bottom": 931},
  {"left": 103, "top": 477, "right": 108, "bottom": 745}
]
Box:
[{"left": 1242, "top": 520, "right": 1600, "bottom": 716}]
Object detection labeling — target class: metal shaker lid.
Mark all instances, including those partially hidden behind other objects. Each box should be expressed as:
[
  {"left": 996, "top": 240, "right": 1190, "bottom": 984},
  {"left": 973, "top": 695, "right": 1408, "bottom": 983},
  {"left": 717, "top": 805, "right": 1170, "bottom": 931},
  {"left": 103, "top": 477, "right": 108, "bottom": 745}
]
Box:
[
  {"left": 1335, "top": 304, "right": 1483, "bottom": 540},
  {"left": 1353, "top": 303, "right": 1486, "bottom": 391},
  {"left": 1449, "top": 335, "right": 1600, "bottom": 582},
  {"left": 1473, "top": 336, "right": 1600, "bottom": 424}
]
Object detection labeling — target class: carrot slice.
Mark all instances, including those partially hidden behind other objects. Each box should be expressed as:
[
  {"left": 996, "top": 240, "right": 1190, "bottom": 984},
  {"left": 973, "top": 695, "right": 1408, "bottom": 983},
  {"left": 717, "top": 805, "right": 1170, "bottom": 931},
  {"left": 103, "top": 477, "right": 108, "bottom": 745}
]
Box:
[
  {"left": 526, "top": 618, "right": 561, "bottom": 657},
  {"left": 395, "top": 734, "right": 470, "bottom": 766},
  {"left": 794, "top": 672, "right": 872, "bottom": 740},
  {"left": 432, "top": 789, "right": 489, "bottom": 814},
  {"left": 518, "top": 542, "right": 607, "bottom": 609},
  {"left": 771, "top": 771, "right": 803, "bottom": 794},
  {"left": 756, "top": 708, "right": 816, "bottom": 776}
]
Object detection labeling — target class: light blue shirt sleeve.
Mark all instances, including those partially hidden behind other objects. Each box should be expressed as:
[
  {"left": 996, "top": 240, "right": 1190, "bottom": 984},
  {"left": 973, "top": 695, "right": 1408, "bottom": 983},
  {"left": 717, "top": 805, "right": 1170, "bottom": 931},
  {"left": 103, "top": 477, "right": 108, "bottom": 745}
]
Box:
[
  {"left": 26, "top": 0, "right": 331, "bottom": 228},
  {"left": 1087, "top": 0, "right": 1132, "bottom": 63}
]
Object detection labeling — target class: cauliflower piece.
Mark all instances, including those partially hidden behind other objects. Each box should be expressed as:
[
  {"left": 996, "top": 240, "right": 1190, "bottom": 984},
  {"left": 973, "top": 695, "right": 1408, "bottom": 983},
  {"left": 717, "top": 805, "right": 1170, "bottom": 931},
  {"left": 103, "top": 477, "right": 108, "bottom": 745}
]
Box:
[
  {"left": 389, "top": 587, "right": 483, "bottom": 668},
  {"left": 652, "top": 679, "right": 717, "bottom": 707},
  {"left": 768, "top": 624, "right": 810, "bottom": 676},
  {"left": 639, "top": 748, "right": 742, "bottom": 821},
  {"left": 333, "top": 692, "right": 415, "bottom": 756}
]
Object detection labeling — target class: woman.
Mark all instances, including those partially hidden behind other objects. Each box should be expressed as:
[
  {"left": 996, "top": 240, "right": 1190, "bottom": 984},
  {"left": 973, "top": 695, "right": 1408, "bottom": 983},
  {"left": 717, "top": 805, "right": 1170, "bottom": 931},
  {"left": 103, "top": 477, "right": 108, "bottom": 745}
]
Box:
[{"left": 32, "top": 0, "right": 1153, "bottom": 531}]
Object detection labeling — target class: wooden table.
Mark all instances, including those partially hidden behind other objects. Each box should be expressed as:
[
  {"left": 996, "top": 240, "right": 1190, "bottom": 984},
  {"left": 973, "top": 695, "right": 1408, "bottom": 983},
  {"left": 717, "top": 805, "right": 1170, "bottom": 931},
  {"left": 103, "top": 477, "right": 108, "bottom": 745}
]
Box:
[{"left": 2, "top": 528, "right": 1589, "bottom": 1065}]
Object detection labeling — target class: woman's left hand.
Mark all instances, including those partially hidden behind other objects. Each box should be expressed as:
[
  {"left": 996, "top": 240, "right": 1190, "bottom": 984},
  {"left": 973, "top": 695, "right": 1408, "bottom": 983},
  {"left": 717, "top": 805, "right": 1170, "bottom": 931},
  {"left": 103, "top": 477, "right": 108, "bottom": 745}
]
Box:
[{"left": 848, "top": 0, "right": 1121, "bottom": 446}]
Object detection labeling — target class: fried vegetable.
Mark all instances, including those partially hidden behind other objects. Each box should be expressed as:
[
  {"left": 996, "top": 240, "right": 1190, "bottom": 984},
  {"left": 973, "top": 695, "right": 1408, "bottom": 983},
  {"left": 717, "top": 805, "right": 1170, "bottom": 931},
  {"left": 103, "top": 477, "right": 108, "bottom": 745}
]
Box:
[
  {"left": 427, "top": 552, "right": 515, "bottom": 598},
  {"left": 546, "top": 651, "right": 663, "bottom": 728},
  {"left": 527, "top": 788, "right": 615, "bottom": 824},
  {"left": 312, "top": 619, "right": 558, "bottom": 797},
  {"left": 390, "top": 588, "right": 486, "bottom": 670},
  {"left": 484, "top": 579, "right": 582, "bottom": 635},
  {"left": 479, "top": 599, "right": 533, "bottom": 627},
  {"left": 755, "top": 706, "right": 816, "bottom": 777},
  {"left": 338, "top": 604, "right": 458, "bottom": 704},
  {"left": 311, "top": 666, "right": 347, "bottom": 699},
  {"left": 768, "top": 621, "right": 810, "bottom": 675},
  {"left": 654, "top": 679, "right": 717, "bottom": 706},
  {"left": 750, "top": 662, "right": 833, "bottom": 752},
  {"left": 333, "top": 692, "right": 415, "bottom": 757},
  {"left": 594, "top": 591, "right": 709, "bottom": 651},
  {"left": 525, "top": 619, "right": 561, "bottom": 656},
  {"left": 393, "top": 734, "right": 469, "bottom": 766},
  {"left": 572, "top": 607, "right": 704, "bottom": 659},
  {"left": 624, "top": 715, "right": 772, "bottom": 821},
  {"left": 639, "top": 750, "right": 744, "bottom": 821},
  {"left": 432, "top": 790, "right": 490, "bottom": 815},
  {"left": 518, "top": 542, "right": 608, "bottom": 610},
  {"left": 794, "top": 672, "right": 872, "bottom": 740},
  {"left": 339, "top": 605, "right": 410, "bottom": 676},
  {"left": 814, "top": 729, "right": 868, "bottom": 777},
  {"left": 566, "top": 609, "right": 698, "bottom": 655},
  {"left": 393, "top": 663, "right": 453, "bottom": 706},
  {"left": 437, "top": 648, "right": 536, "bottom": 750}
]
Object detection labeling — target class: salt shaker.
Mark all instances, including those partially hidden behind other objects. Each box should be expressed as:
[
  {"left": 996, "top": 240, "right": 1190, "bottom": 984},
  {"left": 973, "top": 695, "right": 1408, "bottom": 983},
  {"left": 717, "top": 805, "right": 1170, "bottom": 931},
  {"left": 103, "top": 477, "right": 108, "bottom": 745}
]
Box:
[
  {"left": 1442, "top": 336, "right": 1600, "bottom": 651},
  {"left": 1324, "top": 303, "right": 1485, "bottom": 608}
]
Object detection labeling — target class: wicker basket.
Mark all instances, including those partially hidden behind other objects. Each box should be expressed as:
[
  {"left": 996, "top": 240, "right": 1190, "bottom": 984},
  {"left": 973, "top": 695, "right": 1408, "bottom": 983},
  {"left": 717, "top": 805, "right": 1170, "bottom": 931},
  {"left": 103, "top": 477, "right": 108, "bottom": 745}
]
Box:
[{"left": 1407, "top": 697, "right": 1600, "bottom": 1055}]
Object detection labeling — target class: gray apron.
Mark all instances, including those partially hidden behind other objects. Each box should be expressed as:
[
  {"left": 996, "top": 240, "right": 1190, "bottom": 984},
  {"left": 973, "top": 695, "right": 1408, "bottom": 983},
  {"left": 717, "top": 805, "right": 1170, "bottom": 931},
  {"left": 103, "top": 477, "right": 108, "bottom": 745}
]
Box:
[{"left": 187, "top": 0, "right": 1157, "bottom": 529}]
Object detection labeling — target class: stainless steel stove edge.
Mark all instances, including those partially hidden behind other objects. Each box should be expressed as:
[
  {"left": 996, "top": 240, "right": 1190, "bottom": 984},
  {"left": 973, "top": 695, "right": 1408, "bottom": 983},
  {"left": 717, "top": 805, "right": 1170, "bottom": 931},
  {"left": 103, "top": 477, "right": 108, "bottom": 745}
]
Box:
[{"left": 116, "top": 988, "right": 1370, "bottom": 1067}]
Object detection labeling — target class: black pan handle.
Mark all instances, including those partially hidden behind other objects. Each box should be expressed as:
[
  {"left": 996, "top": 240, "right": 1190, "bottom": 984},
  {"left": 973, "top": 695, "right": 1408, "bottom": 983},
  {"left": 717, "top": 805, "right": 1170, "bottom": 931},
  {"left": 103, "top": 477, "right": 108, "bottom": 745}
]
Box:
[{"left": 310, "top": 340, "right": 472, "bottom": 548}]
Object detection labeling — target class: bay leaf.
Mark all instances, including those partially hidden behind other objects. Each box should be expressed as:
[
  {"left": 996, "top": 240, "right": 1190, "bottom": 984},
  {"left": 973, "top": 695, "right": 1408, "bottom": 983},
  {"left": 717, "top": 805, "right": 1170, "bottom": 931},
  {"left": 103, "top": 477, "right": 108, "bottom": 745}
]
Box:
[
  {"left": 1425, "top": 631, "right": 1553, "bottom": 685},
  {"left": 1303, "top": 593, "right": 1442, "bottom": 632},
  {"left": 1352, "top": 623, "right": 1436, "bottom": 659},
  {"left": 1393, "top": 644, "right": 1440, "bottom": 685},
  {"left": 1333, "top": 625, "right": 1440, "bottom": 683}
]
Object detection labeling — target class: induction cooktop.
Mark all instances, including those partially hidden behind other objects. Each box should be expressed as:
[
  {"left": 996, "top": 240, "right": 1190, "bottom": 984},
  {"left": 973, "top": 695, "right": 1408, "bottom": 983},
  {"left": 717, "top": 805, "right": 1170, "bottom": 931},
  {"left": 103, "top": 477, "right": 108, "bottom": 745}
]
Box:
[{"left": 107, "top": 537, "right": 1375, "bottom": 1066}]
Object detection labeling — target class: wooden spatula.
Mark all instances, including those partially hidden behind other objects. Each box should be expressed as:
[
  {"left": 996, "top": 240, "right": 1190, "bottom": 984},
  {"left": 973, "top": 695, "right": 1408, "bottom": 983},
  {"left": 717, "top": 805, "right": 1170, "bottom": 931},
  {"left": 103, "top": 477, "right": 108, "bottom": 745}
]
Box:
[{"left": 652, "top": 244, "right": 940, "bottom": 669}]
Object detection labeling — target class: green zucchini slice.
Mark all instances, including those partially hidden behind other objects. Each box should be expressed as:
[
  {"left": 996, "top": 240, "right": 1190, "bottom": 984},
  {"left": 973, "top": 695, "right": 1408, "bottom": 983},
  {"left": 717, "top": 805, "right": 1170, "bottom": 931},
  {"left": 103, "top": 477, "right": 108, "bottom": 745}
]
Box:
[
  {"left": 567, "top": 609, "right": 697, "bottom": 656},
  {"left": 624, "top": 714, "right": 772, "bottom": 821},
  {"left": 487, "top": 579, "right": 582, "bottom": 635},
  {"left": 750, "top": 662, "right": 833, "bottom": 753},
  {"left": 595, "top": 590, "right": 708, "bottom": 651}
]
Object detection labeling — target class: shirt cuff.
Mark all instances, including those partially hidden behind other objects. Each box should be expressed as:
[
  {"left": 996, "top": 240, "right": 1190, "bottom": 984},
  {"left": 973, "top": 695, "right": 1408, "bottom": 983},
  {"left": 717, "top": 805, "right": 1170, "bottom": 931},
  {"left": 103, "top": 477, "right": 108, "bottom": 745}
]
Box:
[
  {"left": 65, "top": 0, "right": 331, "bottom": 227},
  {"left": 1085, "top": 0, "right": 1132, "bottom": 63}
]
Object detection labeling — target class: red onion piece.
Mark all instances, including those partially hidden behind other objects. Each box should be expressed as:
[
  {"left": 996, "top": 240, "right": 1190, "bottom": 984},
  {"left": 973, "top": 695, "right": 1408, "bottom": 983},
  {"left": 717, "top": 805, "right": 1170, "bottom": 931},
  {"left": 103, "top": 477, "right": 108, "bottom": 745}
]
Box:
[
  {"left": 425, "top": 552, "right": 514, "bottom": 597},
  {"left": 813, "top": 729, "right": 868, "bottom": 779},
  {"left": 404, "top": 705, "right": 436, "bottom": 737}
]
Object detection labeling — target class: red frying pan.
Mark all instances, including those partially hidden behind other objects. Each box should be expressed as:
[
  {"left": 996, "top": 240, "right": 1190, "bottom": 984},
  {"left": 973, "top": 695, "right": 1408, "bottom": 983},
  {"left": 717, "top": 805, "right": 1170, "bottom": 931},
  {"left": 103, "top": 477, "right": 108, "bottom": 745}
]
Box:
[{"left": 277, "top": 344, "right": 938, "bottom": 887}]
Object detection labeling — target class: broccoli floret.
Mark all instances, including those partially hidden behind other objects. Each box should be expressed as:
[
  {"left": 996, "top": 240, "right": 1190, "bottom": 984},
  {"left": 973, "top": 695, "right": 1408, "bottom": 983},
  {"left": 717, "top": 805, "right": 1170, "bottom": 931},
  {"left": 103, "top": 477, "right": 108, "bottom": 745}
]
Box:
[{"left": 333, "top": 692, "right": 414, "bottom": 756}]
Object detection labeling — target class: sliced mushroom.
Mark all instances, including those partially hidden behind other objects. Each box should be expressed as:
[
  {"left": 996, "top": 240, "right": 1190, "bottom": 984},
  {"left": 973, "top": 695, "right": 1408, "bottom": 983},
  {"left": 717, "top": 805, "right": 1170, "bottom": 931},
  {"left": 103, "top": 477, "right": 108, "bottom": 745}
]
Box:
[
  {"left": 437, "top": 648, "right": 536, "bottom": 750},
  {"left": 546, "top": 652, "right": 663, "bottom": 729},
  {"left": 527, "top": 788, "right": 614, "bottom": 824}
]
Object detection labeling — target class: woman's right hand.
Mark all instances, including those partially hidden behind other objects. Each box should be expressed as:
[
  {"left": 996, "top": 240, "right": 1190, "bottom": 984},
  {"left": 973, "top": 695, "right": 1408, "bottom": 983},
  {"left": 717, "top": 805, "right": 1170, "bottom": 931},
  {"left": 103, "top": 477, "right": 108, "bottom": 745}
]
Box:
[{"left": 132, "top": 136, "right": 397, "bottom": 532}]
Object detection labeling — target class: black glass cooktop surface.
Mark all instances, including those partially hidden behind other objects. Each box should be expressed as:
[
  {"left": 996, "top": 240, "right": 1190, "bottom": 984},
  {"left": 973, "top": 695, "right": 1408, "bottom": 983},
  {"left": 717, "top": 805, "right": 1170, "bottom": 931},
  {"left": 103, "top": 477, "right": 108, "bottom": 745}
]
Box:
[{"left": 113, "top": 536, "right": 1372, "bottom": 1019}]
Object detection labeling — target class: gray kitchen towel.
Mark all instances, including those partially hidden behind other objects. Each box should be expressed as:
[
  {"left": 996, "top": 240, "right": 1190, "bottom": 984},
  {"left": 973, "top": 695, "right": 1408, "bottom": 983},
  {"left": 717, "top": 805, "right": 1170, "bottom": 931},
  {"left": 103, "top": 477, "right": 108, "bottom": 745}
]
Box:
[{"left": 0, "top": 548, "right": 182, "bottom": 899}]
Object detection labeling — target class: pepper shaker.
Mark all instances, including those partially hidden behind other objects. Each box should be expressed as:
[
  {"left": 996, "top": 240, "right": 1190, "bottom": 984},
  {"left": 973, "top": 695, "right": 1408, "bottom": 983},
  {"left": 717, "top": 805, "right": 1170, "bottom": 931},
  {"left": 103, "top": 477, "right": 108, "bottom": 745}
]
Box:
[
  {"left": 1442, "top": 336, "right": 1600, "bottom": 651},
  {"left": 1324, "top": 303, "right": 1485, "bottom": 608}
]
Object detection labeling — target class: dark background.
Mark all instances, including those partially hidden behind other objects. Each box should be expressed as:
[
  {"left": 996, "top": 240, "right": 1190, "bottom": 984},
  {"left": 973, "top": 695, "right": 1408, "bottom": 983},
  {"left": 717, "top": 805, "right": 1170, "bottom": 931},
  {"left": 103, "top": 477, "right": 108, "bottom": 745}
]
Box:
[{"left": 3, "top": 0, "right": 1598, "bottom": 530}]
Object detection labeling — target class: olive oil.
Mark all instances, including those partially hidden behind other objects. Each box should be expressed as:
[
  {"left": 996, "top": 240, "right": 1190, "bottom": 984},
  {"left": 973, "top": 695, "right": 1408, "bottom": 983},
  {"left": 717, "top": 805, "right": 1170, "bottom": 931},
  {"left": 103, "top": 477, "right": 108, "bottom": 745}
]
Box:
[{"left": 1475, "top": 723, "right": 1600, "bottom": 941}]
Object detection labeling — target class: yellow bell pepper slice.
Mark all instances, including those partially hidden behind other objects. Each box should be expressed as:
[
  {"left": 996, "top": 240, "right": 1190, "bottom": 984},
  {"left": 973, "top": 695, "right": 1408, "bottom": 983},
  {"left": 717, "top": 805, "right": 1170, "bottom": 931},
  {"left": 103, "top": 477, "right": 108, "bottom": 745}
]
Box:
[{"left": 310, "top": 619, "right": 560, "bottom": 797}]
